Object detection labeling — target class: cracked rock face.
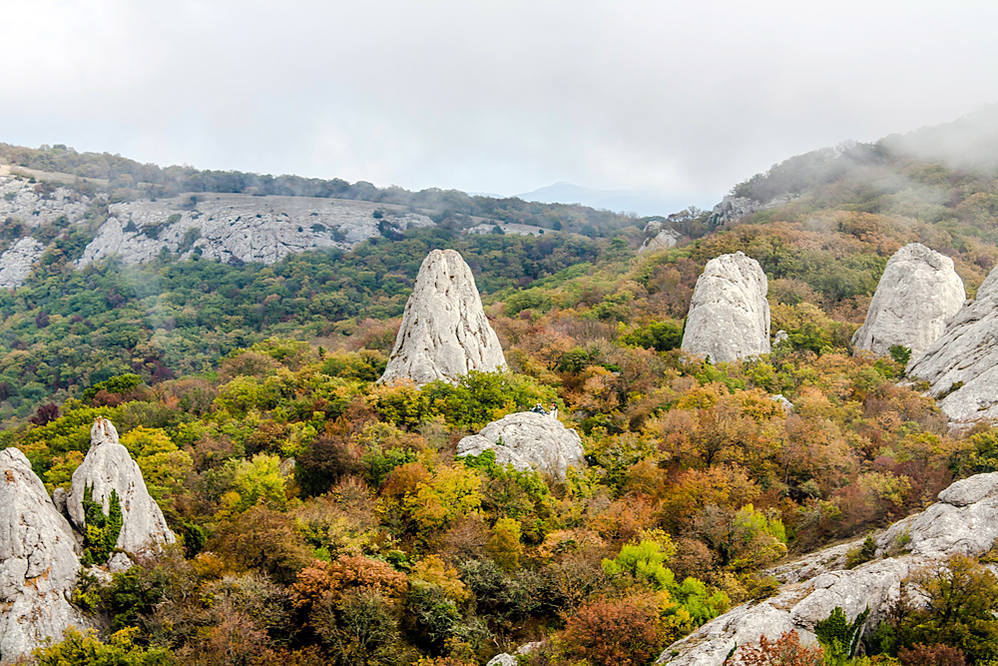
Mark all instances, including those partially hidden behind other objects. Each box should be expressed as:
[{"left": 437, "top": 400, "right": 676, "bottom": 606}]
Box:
[
  {"left": 67, "top": 418, "right": 175, "bottom": 557},
  {"left": 657, "top": 472, "right": 998, "bottom": 665},
  {"left": 456, "top": 411, "right": 585, "bottom": 482},
  {"left": 0, "top": 237, "right": 44, "bottom": 288},
  {"left": 0, "top": 447, "right": 84, "bottom": 663},
  {"left": 681, "top": 252, "right": 771, "bottom": 363},
  {"left": 78, "top": 194, "right": 433, "bottom": 267},
  {"left": 380, "top": 249, "right": 506, "bottom": 385},
  {"left": 852, "top": 243, "right": 965, "bottom": 359},
  {"left": 638, "top": 220, "right": 681, "bottom": 253},
  {"left": 907, "top": 264, "right": 998, "bottom": 424}
]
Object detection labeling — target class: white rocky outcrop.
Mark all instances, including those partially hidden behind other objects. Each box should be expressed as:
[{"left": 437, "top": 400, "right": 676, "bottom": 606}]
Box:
[
  {"left": 852, "top": 243, "right": 965, "bottom": 359},
  {"left": 79, "top": 194, "right": 433, "bottom": 267},
  {"left": 907, "top": 264, "right": 998, "bottom": 424},
  {"left": 0, "top": 237, "right": 44, "bottom": 288},
  {"left": 681, "top": 252, "right": 771, "bottom": 363},
  {"left": 380, "top": 249, "right": 506, "bottom": 385},
  {"left": 67, "top": 418, "right": 174, "bottom": 558},
  {"left": 456, "top": 411, "right": 584, "bottom": 482},
  {"left": 656, "top": 472, "right": 998, "bottom": 665},
  {"left": 638, "top": 220, "right": 681, "bottom": 253},
  {"left": 0, "top": 448, "right": 85, "bottom": 663}
]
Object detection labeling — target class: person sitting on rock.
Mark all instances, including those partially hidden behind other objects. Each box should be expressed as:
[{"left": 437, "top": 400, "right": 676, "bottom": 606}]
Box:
[{"left": 531, "top": 403, "right": 548, "bottom": 415}]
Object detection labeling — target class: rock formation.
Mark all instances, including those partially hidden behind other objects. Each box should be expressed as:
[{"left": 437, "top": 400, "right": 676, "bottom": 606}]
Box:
[
  {"left": 851, "top": 243, "right": 964, "bottom": 359},
  {"left": 0, "top": 448, "right": 85, "bottom": 662},
  {"left": 67, "top": 418, "right": 175, "bottom": 558},
  {"left": 380, "top": 249, "right": 506, "bottom": 385},
  {"left": 0, "top": 237, "right": 44, "bottom": 288},
  {"left": 680, "top": 252, "right": 771, "bottom": 363},
  {"left": 907, "top": 264, "right": 998, "bottom": 424},
  {"left": 456, "top": 411, "right": 585, "bottom": 482},
  {"left": 638, "top": 220, "right": 681, "bottom": 253},
  {"left": 656, "top": 472, "right": 998, "bottom": 665}
]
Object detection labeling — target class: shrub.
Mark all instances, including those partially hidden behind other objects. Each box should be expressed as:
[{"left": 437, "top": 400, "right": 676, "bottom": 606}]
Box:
[
  {"left": 561, "top": 595, "right": 663, "bottom": 666},
  {"left": 34, "top": 627, "right": 174, "bottom": 665},
  {"left": 734, "top": 631, "right": 823, "bottom": 666}
]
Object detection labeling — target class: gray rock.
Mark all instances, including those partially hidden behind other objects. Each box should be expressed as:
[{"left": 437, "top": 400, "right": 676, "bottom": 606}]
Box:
[
  {"left": 657, "top": 471, "right": 998, "bottom": 665},
  {"left": 79, "top": 194, "right": 433, "bottom": 267},
  {"left": 638, "top": 220, "right": 681, "bottom": 253},
  {"left": 0, "top": 448, "right": 85, "bottom": 663},
  {"left": 67, "top": 418, "right": 175, "bottom": 556},
  {"left": 486, "top": 654, "right": 518, "bottom": 666},
  {"left": 681, "top": 252, "right": 771, "bottom": 363},
  {"left": 0, "top": 237, "right": 44, "bottom": 288},
  {"left": 456, "top": 411, "right": 585, "bottom": 482},
  {"left": 907, "top": 264, "right": 998, "bottom": 424},
  {"left": 773, "top": 329, "right": 789, "bottom": 346},
  {"left": 706, "top": 195, "right": 760, "bottom": 227},
  {"left": 852, "top": 243, "right": 964, "bottom": 359},
  {"left": 770, "top": 394, "right": 794, "bottom": 413},
  {"left": 380, "top": 249, "right": 506, "bottom": 385}
]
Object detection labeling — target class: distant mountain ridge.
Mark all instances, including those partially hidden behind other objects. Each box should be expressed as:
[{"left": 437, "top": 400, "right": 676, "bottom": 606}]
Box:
[{"left": 516, "top": 181, "right": 695, "bottom": 217}]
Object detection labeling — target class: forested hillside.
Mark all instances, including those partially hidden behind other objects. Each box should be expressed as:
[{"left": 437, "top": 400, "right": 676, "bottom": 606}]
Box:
[{"left": 6, "top": 113, "right": 998, "bottom": 665}]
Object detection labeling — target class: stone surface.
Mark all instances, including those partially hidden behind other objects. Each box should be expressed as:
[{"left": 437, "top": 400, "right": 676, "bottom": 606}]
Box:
[
  {"left": 67, "top": 418, "right": 175, "bottom": 555},
  {"left": 0, "top": 447, "right": 84, "bottom": 663},
  {"left": 852, "top": 243, "right": 964, "bottom": 359},
  {"left": 638, "top": 220, "right": 681, "bottom": 253},
  {"left": 380, "top": 249, "right": 506, "bottom": 385},
  {"left": 657, "top": 472, "right": 998, "bottom": 665},
  {"left": 456, "top": 411, "right": 585, "bottom": 482},
  {"left": 78, "top": 193, "right": 433, "bottom": 267},
  {"left": 681, "top": 252, "right": 771, "bottom": 363},
  {"left": 0, "top": 237, "right": 44, "bottom": 288},
  {"left": 907, "top": 264, "right": 998, "bottom": 424},
  {"left": 486, "top": 654, "right": 518, "bottom": 666}
]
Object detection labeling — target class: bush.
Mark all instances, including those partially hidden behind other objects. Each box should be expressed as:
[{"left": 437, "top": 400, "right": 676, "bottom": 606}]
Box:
[
  {"left": 561, "top": 595, "right": 664, "bottom": 666},
  {"left": 34, "top": 627, "right": 174, "bottom": 665},
  {"left": 734, "top": 631, "right": 823, "bottom": 666}
]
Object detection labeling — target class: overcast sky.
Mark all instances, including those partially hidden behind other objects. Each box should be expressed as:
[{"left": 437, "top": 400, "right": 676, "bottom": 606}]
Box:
[{"left": 1, "top": 0, "right": 996, "bottom": 209}]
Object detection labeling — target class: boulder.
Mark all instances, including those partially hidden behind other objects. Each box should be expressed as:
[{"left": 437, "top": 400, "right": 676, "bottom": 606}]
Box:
[
  {"left": 380, "top": 249, "right": 506, "bottom": 385},
  {"left": 656, "top": 472, "right": 998, "bottom": 665},
  {"left": 456, "top": 411, "right": 585, "bottom": 482},
  {"left": 851, "top": 243, "right": 964, "bottom": 359},
  {"left": 67, "top": 418, "right": 175, "bottom": 558},
  {"left": 0, "top": 448, "right": 85, "bottom": 662},
  {"left": 908, "top": 264, "right": 998, "bottom": 424},
  {"left": 681, "top": 252, "right": 771, "bottom": 363},
  {"left": 638, "top": 220, "right": 681, "bottom": 253}
]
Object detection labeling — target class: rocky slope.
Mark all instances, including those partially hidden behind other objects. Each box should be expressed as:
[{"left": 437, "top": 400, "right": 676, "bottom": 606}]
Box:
[
  {"left": 908, "top": 263, "right": 998, "bottom": 424},
  {"left": 456, "top": 411, "right": 585, "bottom": 482},
  {"left": 67, "top": 418, "right": 175, "bottom": 561},
  {"left": 851, "top": 243, "right": 965, "bottom": 359},
  {"left": 0, "top": 448, "right": 85, "bottom": 663},
  {"left": 656, "top": 472, "right": 998, "bottom": 665},
  {"left": 0, "top": 172, "right": 437, "bottom": 287},
  {"left": 379, "top": 249, "right": 506, "bottom": 385},
  {"left": 78, "top": 193, "right": 433, "bottom": 267},
  {"left": 680, "top": 252, "right": 771, "bottom": 363}
]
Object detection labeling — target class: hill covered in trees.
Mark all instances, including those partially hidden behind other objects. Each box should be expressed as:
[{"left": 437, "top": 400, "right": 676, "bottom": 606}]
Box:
[{"left": 5, "top": 110, "right": 998, "bottom": 664}]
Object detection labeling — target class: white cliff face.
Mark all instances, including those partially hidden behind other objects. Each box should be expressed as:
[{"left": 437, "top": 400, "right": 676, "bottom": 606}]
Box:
[
  {"left": 67, "top": 418, "right": 175, "bottom": 558},
  {"left": 456, "top": 411, "right": 585, "bottom": 482},
  {"left": 657, "top": 472, "right": 998, "bottom": 665},
  {"left": 379, "top": 249, "right": 506, "bottom": 385},
  {"left": 0, "top": 174, "right": 91, "bottom": 229},
  {"left": 0, "top": 237, "right": 44, "bottom": 288},
  {"left": 638, "top": 220, "right": 681, "bottom": 253},
  {"left": 680, "top": 252, "right": 771, "bottom": 363},
  {"left": 852, "top": 243, "right": 965, "bottom": 359},
  {"left": 907, "top": 264, "right": 998, "bottom": 424},
  {"left": 78, "top": 194, "right": 433, "bottom": 267},
  {"left": 0, "top": 448, "right": 84, "bottom": 663}
]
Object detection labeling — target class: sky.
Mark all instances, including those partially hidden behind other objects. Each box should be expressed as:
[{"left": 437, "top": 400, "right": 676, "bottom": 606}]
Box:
[{"left": 1, "top": 0, "right": 997, "bottom": 211}]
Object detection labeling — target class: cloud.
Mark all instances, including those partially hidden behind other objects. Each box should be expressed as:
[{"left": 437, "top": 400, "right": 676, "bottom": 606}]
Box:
[{"left": 0, "top": 0, "right": 996, "bottom": 210}]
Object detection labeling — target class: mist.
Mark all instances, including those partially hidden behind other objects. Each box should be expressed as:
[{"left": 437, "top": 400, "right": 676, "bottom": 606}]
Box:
[{"left": 1, "top": 0, "right": 997, "bottom": 209}]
